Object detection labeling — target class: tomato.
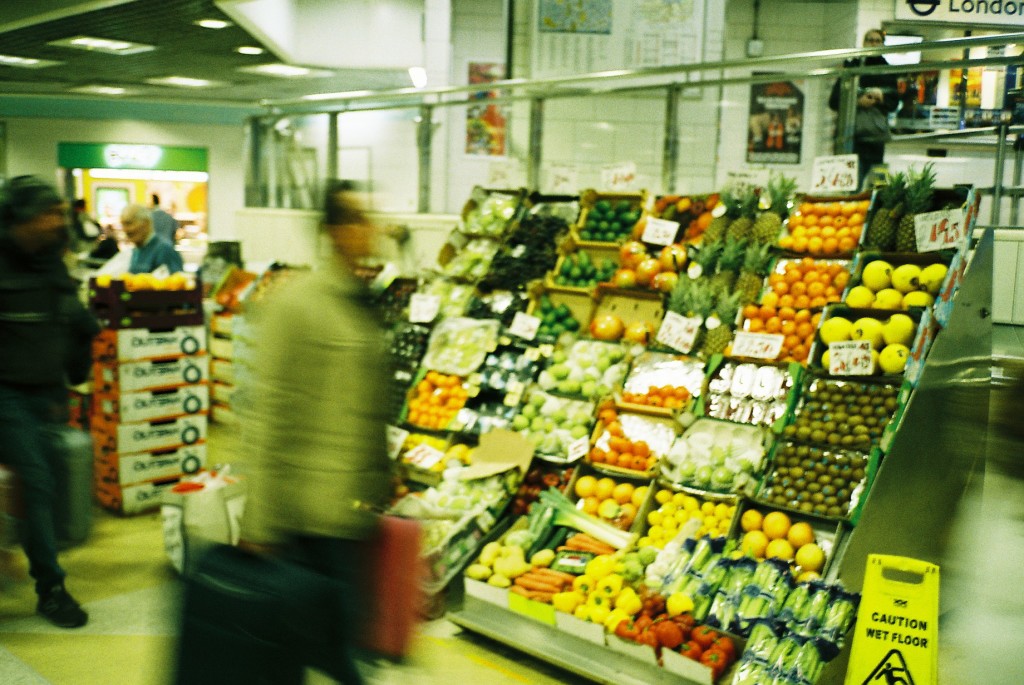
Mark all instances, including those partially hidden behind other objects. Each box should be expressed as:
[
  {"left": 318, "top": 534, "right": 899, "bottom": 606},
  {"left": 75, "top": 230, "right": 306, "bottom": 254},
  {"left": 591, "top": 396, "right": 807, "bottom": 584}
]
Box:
[
  {"left": 671, "top": 612, "right": 697, "bottom": 636},
  {"left": 700, "top": 649, "right": 727, "bottom": 680},
  {"left": 652, "top": 620, "right": 684, "bottom": 649},
  {"left": 691, "top": 625, "right": 720, "bottom": 649},
  {"left": 711, "top": 635, "right": 736, "bottom": 661},
  {"left": 678, "top": 640, "right": 703, "bottom": 661},
  {"left": 637, "top": 630, "right": 659, "bottom": 649},
  {"left": 614, "top": 619, "right": 640, "bottom": 641}
]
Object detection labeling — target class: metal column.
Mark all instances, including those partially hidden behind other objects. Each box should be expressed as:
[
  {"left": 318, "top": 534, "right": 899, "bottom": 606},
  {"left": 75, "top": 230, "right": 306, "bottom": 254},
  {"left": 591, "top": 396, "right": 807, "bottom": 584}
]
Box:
[
  {"left": 662, "top": 84, "right": 681, "bottom": 194},
  {"left": 834, "top": 73, "right": 859, "bottom": 155},
  {"left": 326, "top": 112, "right": 339, "bottom": 183},
  {"left": 1012, "top": 136, "right": 1023, "bottom": 226},
  {"left": 417, "top": 104, "right": 434, "bottom": 213},
  {"left": 528, "top": 98, "right": 545, "bottom": 192},
  {"left": 992, "top": 122, "right": 1008, "bottom": 225}
]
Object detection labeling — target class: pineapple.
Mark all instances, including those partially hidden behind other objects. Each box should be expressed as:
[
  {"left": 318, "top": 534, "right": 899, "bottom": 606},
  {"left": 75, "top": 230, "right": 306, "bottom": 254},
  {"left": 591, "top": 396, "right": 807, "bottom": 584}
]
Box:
[
  {"left": 752, "top": 175, "right": 797, "bottom": 244},
  {"left": 668, "top": 278, "right": 714, "bottom": 352},
  {"left": 864, "top": 172, "right": 907, "bottom": 251},
  {"left": 725, "top": 188, "right": 759, "bottom": 242},
  {"left": 702, "top": 213, "right": 731, "bottom": 244},
  {"left": 895, "top": 164, "right": 937, "bottom": 253},
  {"left": 735, "top": 242, "right": 774, "bottom": 304},
  {"left": 710, "top": 237, "right": 746, "bottom": 291},
  {"left": 690, "top": 239, "right": 722, "bottom": 281},
  {"left": 701, "top": 291, "right": 744, "bottom": 357}
]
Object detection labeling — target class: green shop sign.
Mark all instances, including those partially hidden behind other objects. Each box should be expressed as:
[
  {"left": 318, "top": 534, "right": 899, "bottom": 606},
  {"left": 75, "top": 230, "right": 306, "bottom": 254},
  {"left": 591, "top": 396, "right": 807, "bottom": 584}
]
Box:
[{"left": 58, "top": 142, "right": 207, "bottom": 171}]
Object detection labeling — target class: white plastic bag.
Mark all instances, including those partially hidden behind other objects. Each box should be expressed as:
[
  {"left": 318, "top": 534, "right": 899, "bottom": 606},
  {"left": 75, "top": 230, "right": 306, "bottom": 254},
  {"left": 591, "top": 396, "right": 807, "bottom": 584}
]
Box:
[{"left": 161, "top": 468, "right": 247, "bottom": 574}]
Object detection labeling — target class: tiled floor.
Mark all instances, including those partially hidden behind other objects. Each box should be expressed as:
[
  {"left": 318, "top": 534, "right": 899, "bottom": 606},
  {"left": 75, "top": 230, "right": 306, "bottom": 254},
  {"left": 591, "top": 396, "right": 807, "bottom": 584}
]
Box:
[{"left": 0, "top": 326, "right": 1021, "bottom": 684}]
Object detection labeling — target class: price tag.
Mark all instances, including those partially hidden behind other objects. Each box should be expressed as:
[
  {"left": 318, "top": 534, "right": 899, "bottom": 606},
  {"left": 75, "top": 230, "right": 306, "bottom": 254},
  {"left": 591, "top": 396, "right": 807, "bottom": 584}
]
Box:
[
  {"left": 548, "top": 164, "right": 578, "bottom": 194},
  {"left": 453, "top": 407, "right": 479, "bottom": 431},
  {"left": 810, "top": 154, "right": 859, "bottom": 194},
  {"left": 731, "top": 331, "right": 785, "bottom": 360},
  {"left": 509, "top": 311, "right": 541, "bottom": 340},
  {"left": 403, "top": 443, "right": 445, "bottom": 470},
  {"left": 386, "top": 425, "right": 410, "bottom": 460},
  {"left": 568, "top": 436, "right": 590, "bottom": 462},
  {"left": 641, "top": 216, "right": 680, "bottom": 246},
  {"left": 656, "top": 311, "right": 702, "bottom": 354},
  {"left": 408, "top": 293, "right": 440, "bottom": 323},
  {"left": 828, "top": 340, "right": 875, "bottom": 376},
  {"left": 914, "top": 207, "right": 966, "bottom": 253},
  {"left": 601, "top": 161, "right": 638, "bottom": 191},
  {"left": 726, "top": 168, "right": 770, "bottom": 195}
]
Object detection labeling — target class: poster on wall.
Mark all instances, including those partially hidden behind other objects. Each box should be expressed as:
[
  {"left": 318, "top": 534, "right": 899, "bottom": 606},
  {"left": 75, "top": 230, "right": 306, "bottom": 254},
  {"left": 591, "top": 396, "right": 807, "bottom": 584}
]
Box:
[
  {"left": 747, "top": 79, "right": 804, "bottom": 165},
  {"left": 533, "top": 0, "right": 704, "bottom": 77},
  {"left": 466, "top": 62, "right": 507, "bottom": 157}
]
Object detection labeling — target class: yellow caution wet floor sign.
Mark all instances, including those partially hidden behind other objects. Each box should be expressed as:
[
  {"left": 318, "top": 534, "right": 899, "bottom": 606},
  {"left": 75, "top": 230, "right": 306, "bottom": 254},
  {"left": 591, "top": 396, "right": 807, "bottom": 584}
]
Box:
[{"left": 845, "top": 555, "right": 939, "bottom": 685}]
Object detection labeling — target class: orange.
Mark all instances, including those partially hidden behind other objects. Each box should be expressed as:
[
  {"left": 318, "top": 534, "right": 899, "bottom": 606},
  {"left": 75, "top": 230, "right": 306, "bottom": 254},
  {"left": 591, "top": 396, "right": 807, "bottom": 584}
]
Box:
[
  {"left": 794, "top": 295, "right": 811, "bottom": 309},
  {"left": 807, "top": 237, "right": 823, "bottom": 254},
  {"left": 791, "top": 344, "right": 809, "bottom": 361},
  {"left": 796, "top": 322, "right": 814, "bottom": 339},
  {"left": 778, "top": 236, "right": 794, "bottom": 250},
  {"left": 806, "top": 281, "right": 825, "bottom": 298},
  {"left": 799, "top": 202, "right": 815, "bottom": 215},
  {"left": 794, "top": 309, "right": 811, "bottom": 323},
  {"left": 822, "top": 237, "right": 839, "bottom": 255},
  {"left": 741, "top": 508, "right": 764, "bottom": 532},
  {"left": 781, "top": 320, "right": 797, "bottom": 336},
  {"left": 848, "top": 212, "right": 864, "bottom": 226},
  {"left": 792, "top": 236, "right": 809, "bottom": 253},
  {"left": 612, "top": 482, "right": 635, "bottom": 505},
  {"left": 832, "top": 216, "right": 847, "bottom": 228},
  {"left": 762, "top": 511, "right": 792, "bottom": 540},
  {"left": 803, "top": 214, "right": 819, "bottom": 227},
  {"left": 741, "top": 530, "right": 770, "bottom": 558},
  {"left": 778, "top": 306, "right": 796, "bottom": 321},
  {"left": 818, "top": 215, "right": 834, "bottom": 229},
  {"left": 809, "top": 296, "right": 827, "bottom": 308},
  {"left": 575, "top": 475, "right": 598, "bottom": 498},
  {"left": 820, "top": 225, "right": 837, "bottom": 239},
  {"left": 766, "top": 538, "right": 796, "bottom": 561},
  {"left": 765, "top": 317, "right": 782, "bottom": 333},
  {"left": 787, "top": 214, "right": 804, "bottom": 228},
  {"left": 790, "top": 281, "right": 807, "bottom": 297},
  {"left": 784, "top": 334, "right": 801, "bottom": 350},
  {"left": 787, "top": 522, "right": 816, "bottom": 548},
  {"left": 773, "top": 281, "right": 789, "bottom": 296},
  {"left": 841, "top": 202, "right": 856, "bottom": 216},
  {"left": 759, "top": 304, "right": 777, "bottom": 320},
  {"left": 747, "top": 318, "right": 765, "bottom": 332},
  {"left": 838, "top": 237, "right": 857, "bottom": 253},
  {"left": 743, "top": 304, "right": 759, "bottom": 320},
  {"left": 778, "top": 294, "right": 795, "bottom": 309}
]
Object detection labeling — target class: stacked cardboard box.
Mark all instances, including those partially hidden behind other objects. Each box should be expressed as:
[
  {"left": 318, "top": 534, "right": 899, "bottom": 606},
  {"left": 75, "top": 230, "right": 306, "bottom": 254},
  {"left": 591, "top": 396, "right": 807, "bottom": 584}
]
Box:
[{"left": 89, "top": 279, "right": 210, "bottom": 514}]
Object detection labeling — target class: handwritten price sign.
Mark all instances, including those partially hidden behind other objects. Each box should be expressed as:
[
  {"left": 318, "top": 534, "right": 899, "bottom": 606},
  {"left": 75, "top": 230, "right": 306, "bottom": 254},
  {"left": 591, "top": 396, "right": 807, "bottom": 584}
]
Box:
[
  {"left": 548, "top": 164, "right": 579, "bottom": 194},
  {"left": 731, "top": 331, "right": 785, "bottom": 360},
  {"left": 642, "top": 216, "right": 681, "bottom": 246},
  {"left": 409, "top": 293, "right": 440, "bottom": 323},
  {"left": 386, "top": 425, "right": 410, "bottom": 460},
  {"left": 601, "top": 162, "right": 638, "bottom": 191},
  {"left": 509, "top": 312, "right": 541, "bottom": 340},
  {"left": 726, "top": 168, "right": 770, "bottom": 195},
  {"left": 828, "top": 340, "right": 875, "bottom": 376},
  {"left": 404, "top": 443, "right": 445, "bottom": 470},
  {"left": 656, "top": 311, "right": 702, "bottom": 354},
  {"left": 568, "top": 436, "right": 590, "bottom": 463},
  {"left": 810, "top": 154, "right": 859, "bottom": 194},
  {"left": 914, "top": 207, "right": 966, "bottom": 253}
]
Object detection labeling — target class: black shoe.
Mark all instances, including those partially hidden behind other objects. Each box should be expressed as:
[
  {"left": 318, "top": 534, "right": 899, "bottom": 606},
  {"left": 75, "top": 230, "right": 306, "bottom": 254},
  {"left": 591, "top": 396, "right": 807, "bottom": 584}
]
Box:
[{"left": 37, "top": 584, "right": 88, "bottom": 628}]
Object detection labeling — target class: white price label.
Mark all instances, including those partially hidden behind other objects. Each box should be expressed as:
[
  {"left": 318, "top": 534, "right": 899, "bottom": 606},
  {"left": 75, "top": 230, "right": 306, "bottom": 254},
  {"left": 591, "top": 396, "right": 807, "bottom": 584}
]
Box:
[
  {"left": 914, "top": 207, "right": 966, "bottom": 253},
  {"left": 810, "top": 154, "right": 859, "bottom": 194},
  {"left": 386, "top": 425, "right": 410, "bottom": 460},
  {"left": 403, "top": 443, "right": 445, "bottom": 470},
  {"left": 509, "top": 312, "right": 541, "bottom": 340},
  {"left": 726, "top": 168, "right": 770, "bottom": 195},
  {"left": 548, "top": 164, "right": 578, "bottom": 194},
  {"left": 601, "top": 162, "right": 638, "bottom": 191},
  {"left": 656, "top": 311, "right": 702, "bottom": 354},
  {"left": 731, "top": 331, "right": 785, "bottom": 360},
  {"left": 567, "top": 436, "right": 590, "bottom": 462},
  {"left": 641, "top": 216, "right": 680, "bottom": 246},
  {"left": 828, "top": 340, "right": 875, "bottom": 376},
  {"left": 409, "top": 293, "right": 440, "bottom": 323}
]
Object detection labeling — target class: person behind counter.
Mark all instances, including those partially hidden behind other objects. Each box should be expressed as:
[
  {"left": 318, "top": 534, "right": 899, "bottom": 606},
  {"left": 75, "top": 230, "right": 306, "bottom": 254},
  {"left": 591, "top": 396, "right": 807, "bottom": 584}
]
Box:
[
  {"left": 121, "top": 204, "right": 183, "bottom": 274},
  {"left": 829, "top": 28, "right": 900, "bottom": 189}
]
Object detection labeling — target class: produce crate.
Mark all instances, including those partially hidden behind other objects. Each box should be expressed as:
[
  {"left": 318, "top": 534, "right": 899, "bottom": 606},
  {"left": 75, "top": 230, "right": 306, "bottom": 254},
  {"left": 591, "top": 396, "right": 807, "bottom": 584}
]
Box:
[
  {"left": 93, "top": 355, "right": 212, "bottom": 395},
  {"left": 93, "top": 385, "right": 209, "bottom": 424},
  {"left": 88, "top": 277, "right": 203, "bottom": 330},
  {"left": 759, "top": 257, "right": 851, "bottom": 310},
  {"left": 636, "top": 483, "right": 739, "bottom": 549},
  {"left": 806, "top": 304, "right": 923, "bottom": 379},
  {"left": 572, "top": 189, "right": 647, "bottom": 246},
  {"left": 587, "top": 407, "right": 680, "bottom": 480},
  {"left": 650, "top": 193, "right": 721, "bottom": 243},
  {"left": 660, "top": 417, "right": 773, "bottom": 497},
  {"left": 859, "top": 186, "right": 973, "bottom": 253},
  {"left": 524, "top": 191, "right": 582, "bottom": 225},
  {"left": 91, "top": 413, "right": 208, "bottom": 456},
  {"left": 545, "top": 242, "right": 620, "bottom": 294},
  {"left": 92, "top": 324, "right": 207, "bottom": 363},
  {"left": 589, "top": 285, "right": 665, "bottom": 343},
  {"left": 526, "top": 282, "right": 594, "bottom": 342},
  {"left": 703, "top": 356, "right": 802, "bottom": 432},
  {"left": 778, "top": 193, "right": 871, "bottom": 258},
  {"left": 783, "top": 375, "right": 902, "bottom": 454},
  {"left": 565, "top": 462, "right": 653, "bottom": 537},
  {"left": 457, "top": 186, "right": 527, "bottom": 239},
  {"left": 617, "top": 351, "right": 705, "bottom": 417},
  {"left": 727, "top": 500, "right": 844, "bottom": 580},
  {"left": 95, "top": 474, "right": 183, "bottom": 515},
  {"left": 399, "top": 367, "right": 470, "bottom": 433},
  {"left": 94, "top": 442, "right": 207, "bottom": 486}
]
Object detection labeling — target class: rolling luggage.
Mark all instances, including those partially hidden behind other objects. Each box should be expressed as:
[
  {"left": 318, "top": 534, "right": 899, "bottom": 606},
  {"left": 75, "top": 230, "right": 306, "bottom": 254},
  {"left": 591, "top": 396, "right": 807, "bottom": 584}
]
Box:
[
  {"left": 44, "top": 425, "right": 93, "bottom": 546},
  {"left": 361, "top": 515, "right": 423, "bottom": 660}
]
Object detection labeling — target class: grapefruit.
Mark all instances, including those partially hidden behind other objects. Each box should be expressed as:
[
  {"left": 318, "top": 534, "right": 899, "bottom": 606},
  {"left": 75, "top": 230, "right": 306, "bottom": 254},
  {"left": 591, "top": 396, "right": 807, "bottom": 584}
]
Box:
[
  {"left": 787, "top": 521, "right": 815, "bottom": 548},
  {"left": 741, "top": 530, "right": 769, "bottom": 558},
  {"left": 766, "top": 538, "right": 795, "bottom": 561},
  {"left": 740, "top": 508, "right": 764, "bottom": 533},
  {"left": 574, "top": 475, "right": 598, "bottom": 498},
  {"left": 795, "top": 542, "right": 826, "bottom": 572},
  {"left": 762, "top": 511, "right": 792, "bottom": 540}
]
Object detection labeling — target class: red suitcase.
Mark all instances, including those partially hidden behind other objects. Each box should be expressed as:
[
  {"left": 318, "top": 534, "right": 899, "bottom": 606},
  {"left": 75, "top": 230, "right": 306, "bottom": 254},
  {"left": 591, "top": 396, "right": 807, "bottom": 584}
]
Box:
[{"left": 360, "top": 515, "right": 424, "bottom": 659}]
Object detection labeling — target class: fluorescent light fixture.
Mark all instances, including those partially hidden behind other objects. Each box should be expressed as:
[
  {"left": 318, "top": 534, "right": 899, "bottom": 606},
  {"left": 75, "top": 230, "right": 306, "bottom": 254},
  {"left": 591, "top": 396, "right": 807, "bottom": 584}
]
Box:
[
  {"left": 0, "top": 54, "right": 62, "bottom": 68},
  {"left": 237, "top": 63, "right": 332, "bottom": 78},
  {"left": 194, "top": 18, "right": 232, "bottom": 29},
  {"left": 89, "top": 168, "right": 209, "bottom": 182},
  {"left": 302, "top": 89, "right": 374, "bottom": 101},
  {"left": 235, "top": 45, "right": 264, "bottom": 55},
  {"left": 408, "top": 66, "right": 427, "bottom": 88},
  {"left": 70, "top": 85, "right": 137, "bottom": 96},
  {"left": 146, "top": 76, "right": 225, "bottom": 88},
  {"left": 48, "top": 35, "right": 155, "bottom": 55},
  {"left": 884, "top": 35, "right": 924, "bottom": 67}
]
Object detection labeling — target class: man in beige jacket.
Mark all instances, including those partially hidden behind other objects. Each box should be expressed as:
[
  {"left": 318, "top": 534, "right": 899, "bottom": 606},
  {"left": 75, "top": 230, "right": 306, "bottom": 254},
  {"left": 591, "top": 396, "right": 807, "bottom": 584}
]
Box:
[{"left": 240, "top": 181, "right": 393, "bottom": 684}]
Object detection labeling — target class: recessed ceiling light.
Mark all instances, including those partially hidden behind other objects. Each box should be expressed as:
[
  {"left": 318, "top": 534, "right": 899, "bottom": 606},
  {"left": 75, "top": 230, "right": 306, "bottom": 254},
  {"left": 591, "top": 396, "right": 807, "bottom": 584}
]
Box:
[
  {"left": 146, "top": 76, "right": 225, "bottom": 88},
  {"left": 0, "top": 53, "right": 62, "bottom": 68},
  {"left": 195, "top": 19, "right": 232, "bottom": 30},
  {"left": 237, "top": 63, "right": 332, "bottom": 78},
  {"left": 48, "top": 35, "right": 155, "bottom": 55},
  {"left": 70, "top": 85, "right": 137, "bottom": 96},
  {"left": 235, "top": 46, "right": 265, "bottom": 55}
]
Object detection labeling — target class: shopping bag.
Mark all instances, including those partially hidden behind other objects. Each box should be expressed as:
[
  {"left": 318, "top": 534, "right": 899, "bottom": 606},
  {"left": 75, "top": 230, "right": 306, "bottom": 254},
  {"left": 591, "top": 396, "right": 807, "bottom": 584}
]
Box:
[
  {"left": 161, "top": 469, "right": 247, "bottom": 574},
  {"left": 359, "top": 515, "right": 425, "bottom": 659}
]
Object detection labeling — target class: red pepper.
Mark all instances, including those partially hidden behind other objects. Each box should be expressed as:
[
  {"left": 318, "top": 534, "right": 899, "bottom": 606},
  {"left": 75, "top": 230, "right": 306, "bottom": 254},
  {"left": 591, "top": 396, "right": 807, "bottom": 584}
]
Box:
[
  {"left": 614, "top": 619, "right": 640, "bottom": 641},
  {"left": 637, "top": 630, "right": 659, "bottom": 649},
  {"left": 691, "top": 624, "right": 720, "bottom": 649},
  {"left": 678, "top": 640, "right": 704, "bottom": 661},
  {"left": 711, "top": 635, "right": 736, "bottom": 661},
  {"left": 652, "top": 620, "right": 684, "bottom": 649},
  {"left": 671, "top": 612, "right": 697, "bottom": 635},
  {"left": 700, "top": 648, "right": 727, "bottom": 680},
  {"left": 635, "top": 614, "right": 654, "bottom": 632}
]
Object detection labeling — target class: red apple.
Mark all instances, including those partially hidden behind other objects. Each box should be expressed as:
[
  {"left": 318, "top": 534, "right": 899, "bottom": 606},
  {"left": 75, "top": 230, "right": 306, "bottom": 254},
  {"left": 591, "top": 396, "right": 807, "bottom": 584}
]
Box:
[
  {"left": 589, "top": 313, "right": 625, "bottom": 341},
  {"left": 652, "top": 271, "right": 679, "bottom": 293},
  {"left": 659, "top": 244, "right": 688, "bottom": 273},
  {"left": 611, "top": 268, "right": 638, "bottom": 289},
  {"left": 619, "top": 241, "right": 648, "bottom": 270},
  {"left": 635, "top": 258, "right": 663, "bottom": 287},
  {"left": 623, "top": 321, "right": 655, "bottom": 345}
]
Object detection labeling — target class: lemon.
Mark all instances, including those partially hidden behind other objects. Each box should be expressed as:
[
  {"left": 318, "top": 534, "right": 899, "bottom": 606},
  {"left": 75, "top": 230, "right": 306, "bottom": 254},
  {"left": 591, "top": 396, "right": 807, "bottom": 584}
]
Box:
[
  {"left": 740, "top": 508, "right": 764, "bottom": 532},
  {"left": 821, "top": 349, "right": 831, "bottom": 369},
  {"left": 700, "top": 501, "right": 716, "bottom": 516},
  {"left": 661, "top": 502, "right": 678, "bottom": 516},
  {"left": 762, "top": 511, "right": 792, "bottom": 540},
  {"left": 882, "top": 313, "right": 916, "bottom": 346},
  {"left": 852, "top": 317, "right": 885, "bottom": 349},
  {"left": 715, "top": 503, "right": 731, "bottom": 520},
  {"left": 819, "top": 316, "right": 853, "bottom": 344},
  {"left": 704, "top": 517, "right": 718, "bottom": 531},
  {"left": 682, "top": 496, "right": 700, "bottom": 512},
  {"left": 766, "top": 538, "right": 795, "bottom": 561},
  {"left": 647, "top": 510, "right": 664, "bottom": 526},
  {"left": 787, "top": 522, "right": 816, "bottom": 548},
  {"left": 879, "top": 343, "right": 910, "bottom": 374},
  {"left": 637, "top": 536, "right": 653, "bottom": 548},
  {"left": 872, "top": 288, "right": 904, "bottom": 310},
  {"left": 631, "top": 486, "right": 649, "bottom": 508},
  {"left": 741, "top": 530, "right": 769, "bottom": 558},
  {"left": 844, "top": 285, "right": 876, "bottom": 308},
  {"left": 655, "top": 489, "right": 672, "bottom": 504},
  {"left": 903, "top": 291, "right": 934, "bottom": 308},
  {"left": 920, "top": 263, "right": 948, "bottom": 295},
  {"left": 795, "top": 542, "right": 826, "bottom": 572},
  {"left": 672, "top": 492, "right": 688, "bottom": 506},
  {"left": 648, "top": 525, "right": 665, "bottom": 541},
  {"left": 861, "top": 260, "right": 893, "bottom": 291},
  {"left": 891, "top": 264, "right": 922, "bottom": 293},
  {"left": 674, "top": 509, "right": 690, "bottom": 524}
]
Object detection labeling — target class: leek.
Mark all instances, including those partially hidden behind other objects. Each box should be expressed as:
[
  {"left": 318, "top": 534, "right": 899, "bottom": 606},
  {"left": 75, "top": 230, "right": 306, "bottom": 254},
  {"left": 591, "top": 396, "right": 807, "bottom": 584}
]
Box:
[{"left": 538, "top": 488, "right": 635, "bottom": 549}]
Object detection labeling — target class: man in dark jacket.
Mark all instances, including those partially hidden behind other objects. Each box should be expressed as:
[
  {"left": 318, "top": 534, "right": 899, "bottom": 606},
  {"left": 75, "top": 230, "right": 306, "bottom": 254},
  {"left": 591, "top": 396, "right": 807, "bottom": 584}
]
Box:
[
  {"left": 829, "top": 29, "right": 901, "bottom": 188},
  {"left": 0, "top": 176, "right": 99, "bottom": 628}
]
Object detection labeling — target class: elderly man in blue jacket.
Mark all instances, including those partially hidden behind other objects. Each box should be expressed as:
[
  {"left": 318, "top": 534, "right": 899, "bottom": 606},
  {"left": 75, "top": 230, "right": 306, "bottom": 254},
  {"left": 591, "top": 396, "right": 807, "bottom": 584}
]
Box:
[{"left": 121, "top": 203, "right": 183, "bottom": 274}]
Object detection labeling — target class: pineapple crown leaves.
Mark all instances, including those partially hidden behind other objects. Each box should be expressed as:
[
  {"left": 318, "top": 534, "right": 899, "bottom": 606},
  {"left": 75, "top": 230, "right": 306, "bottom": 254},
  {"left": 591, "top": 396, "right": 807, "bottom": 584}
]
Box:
[
  {"left": 713, "top": 291, "right": 745, "bottom": 327},
  {"left": 742, "top": 241, "right": 774, "bottom": 275},
  {"left": 764, "top": 174, "right": 798, "bottom": 217},
  {"left": 716, "top": 237, "right": 748, "bottom": 273},
  {"left": 879, "top": 172, "right": 907, "bottom": 209},
  {"left": 694, "top": 240, "right": 723, "bottom": 270},
  {"left": 667, "top": 277, "right": 694, "bottom": 316},
  {"left": 904, "top": 163, "right": 937, "bottom": 215}
]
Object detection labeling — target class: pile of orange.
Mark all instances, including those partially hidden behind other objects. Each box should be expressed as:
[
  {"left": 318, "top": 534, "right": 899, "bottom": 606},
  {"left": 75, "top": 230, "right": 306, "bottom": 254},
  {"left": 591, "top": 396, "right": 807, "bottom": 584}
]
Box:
[
  {"left": 778, "top": 199, "right": 870, "bottom": 256},
  {"left": 620, "top": 384, "right": 691, "bottom": 409},
  {"left": 405, "top": 370, "right": 468, "bottom": 430},
  {"left": 588, "top": 407, "right": 659, "bottom": 473},
  {"left": 763, "top": 258, "right": 851, "bottom": 310},
  {"left": 739, "top": 300, "right": 823, "bottom": 363}
]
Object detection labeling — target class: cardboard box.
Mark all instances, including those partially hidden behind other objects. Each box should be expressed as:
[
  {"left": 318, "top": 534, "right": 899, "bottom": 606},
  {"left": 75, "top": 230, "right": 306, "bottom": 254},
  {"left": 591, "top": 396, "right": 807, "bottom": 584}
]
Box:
[
  {"left": 605, "top": 634, "right": 658, "bottom": 666},
  {"left": 96, "top": 442, "right": 207, "bottom": 486},
  {"left": 211, "top": 381, "right": 235, "bottom": 405},
  {"left": 661, "top": 647, "right": 715, "bottom": 684},
  {"left": 553, "top": 611, "right": 607, "bottom": 645},
  {"left": 92, "top": 414, "right": 208, "bottom": 455},
  {"left": 208, "top": 337, "right": 233, "bottom": 361},
  {"left": 93, "top": 325, "right": 207, "bottom": 363},
  {"left": 210, "top": 359, "right": 234, "bottom": 384},
  {"left": 96, "top": 385, "right": 209, "bottom": 424},
  {"left": 96, "top": 476, "right": 182, "bottom": 515},
  {"left": 94, "top": 355, "right": 209, "bottom": 394},
  {"left": 463, "top": 577, "right": 510, "bottom": 607}
]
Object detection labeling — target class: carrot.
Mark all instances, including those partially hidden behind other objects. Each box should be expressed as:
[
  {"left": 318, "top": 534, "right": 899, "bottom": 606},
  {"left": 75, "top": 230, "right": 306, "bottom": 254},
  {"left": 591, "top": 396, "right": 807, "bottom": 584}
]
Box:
[
  {"left": 509, "top": 585, "right": 554, "bottom": 602},
  {"left": 531, "top": 568, "right": 577, "bottom": 584},
  {"left": 565, "top": 534, "right": 616, "bottom": 555},
  {"left": 515, "top": 575, "right": 564, "bottom": 594}
]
